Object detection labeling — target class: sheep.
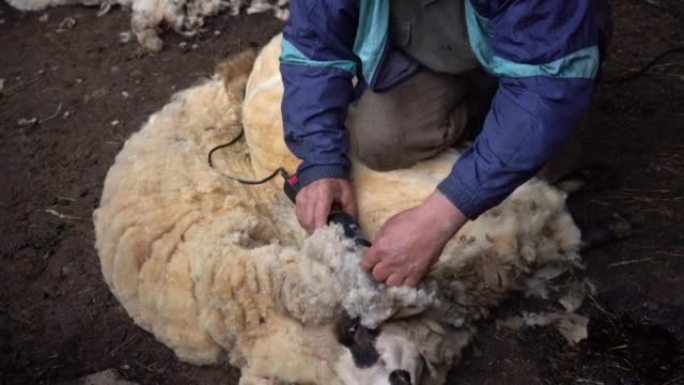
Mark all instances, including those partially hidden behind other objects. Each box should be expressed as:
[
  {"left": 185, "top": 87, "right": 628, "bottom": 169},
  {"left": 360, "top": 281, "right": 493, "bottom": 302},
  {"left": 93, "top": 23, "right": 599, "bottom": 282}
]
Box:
[
  {"left": 93, "top": 35, "right": 589, "bottom": 385},
  {"left": 7, "top": 0, "right": 101, "bottom": 12},
  {"left": 7, "top": 0, "right": 290, "bottom": 52}
]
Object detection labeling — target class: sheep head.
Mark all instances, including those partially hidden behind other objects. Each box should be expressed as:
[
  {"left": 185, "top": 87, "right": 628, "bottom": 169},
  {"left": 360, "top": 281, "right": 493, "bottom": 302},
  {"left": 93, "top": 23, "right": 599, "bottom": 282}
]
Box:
[{"left": 332, "top": 312, "right": 425, "bottom": 385}]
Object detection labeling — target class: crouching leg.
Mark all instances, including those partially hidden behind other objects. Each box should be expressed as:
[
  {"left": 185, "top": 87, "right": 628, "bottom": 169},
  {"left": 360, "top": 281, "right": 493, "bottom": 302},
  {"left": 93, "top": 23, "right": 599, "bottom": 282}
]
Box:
[{"left": 351, "top": 70, "right": 470, "bottom": 171}]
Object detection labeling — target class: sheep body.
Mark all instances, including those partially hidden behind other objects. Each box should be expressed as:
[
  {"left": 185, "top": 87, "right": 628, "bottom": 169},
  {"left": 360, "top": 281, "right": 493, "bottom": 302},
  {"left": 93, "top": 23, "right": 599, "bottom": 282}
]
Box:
[{"left": 94, "top": 36, "right": 583, "bottom": 384}]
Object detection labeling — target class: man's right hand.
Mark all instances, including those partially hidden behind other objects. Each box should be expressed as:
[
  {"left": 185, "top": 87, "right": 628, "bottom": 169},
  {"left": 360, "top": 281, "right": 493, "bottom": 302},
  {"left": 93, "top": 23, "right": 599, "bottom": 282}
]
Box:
[{"left": 295, "top": 178, "right": 358, "bottom": 233}]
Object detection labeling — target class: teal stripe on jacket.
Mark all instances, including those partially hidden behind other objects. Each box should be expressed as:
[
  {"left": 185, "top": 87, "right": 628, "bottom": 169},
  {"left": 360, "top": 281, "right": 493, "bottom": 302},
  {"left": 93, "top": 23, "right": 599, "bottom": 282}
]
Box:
[
  {"left": 464, "top": 0, "right": 599, "bottom": 79},
  {"left": 353, "top": 0, "right": 390, "bottom": 84},
  {"left": 280, "top": 0, "right": 390, "bottom": 85},
  {"left": 280, "top": 38, "right": 358, "bottom": 75}
]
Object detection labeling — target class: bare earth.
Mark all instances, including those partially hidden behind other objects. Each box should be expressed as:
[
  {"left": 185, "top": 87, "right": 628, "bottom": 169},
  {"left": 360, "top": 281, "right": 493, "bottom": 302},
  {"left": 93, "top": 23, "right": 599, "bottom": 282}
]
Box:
[{"left": 1, "top": 1, "right": 683, "bottom": 384}]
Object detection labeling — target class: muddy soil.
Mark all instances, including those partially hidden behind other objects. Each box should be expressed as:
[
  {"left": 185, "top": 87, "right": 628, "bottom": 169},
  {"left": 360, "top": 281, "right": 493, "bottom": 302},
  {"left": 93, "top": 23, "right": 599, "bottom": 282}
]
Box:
[{"left": 1, "top": 1, "right": 683, "bottom": 384}]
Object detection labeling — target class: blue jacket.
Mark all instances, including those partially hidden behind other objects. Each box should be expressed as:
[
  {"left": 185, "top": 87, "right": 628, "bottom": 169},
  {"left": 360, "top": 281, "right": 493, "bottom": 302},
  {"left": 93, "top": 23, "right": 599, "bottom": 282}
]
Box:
[{"left": 280, "top": 0, "right": 605, "bottom": 219}]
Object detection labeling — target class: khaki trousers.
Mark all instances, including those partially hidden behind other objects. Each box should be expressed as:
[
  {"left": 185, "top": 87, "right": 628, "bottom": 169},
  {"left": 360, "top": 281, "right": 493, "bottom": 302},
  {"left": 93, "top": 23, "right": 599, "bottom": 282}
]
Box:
[{"left": 350, "top": 68, "right": 583, "bottom": 182}]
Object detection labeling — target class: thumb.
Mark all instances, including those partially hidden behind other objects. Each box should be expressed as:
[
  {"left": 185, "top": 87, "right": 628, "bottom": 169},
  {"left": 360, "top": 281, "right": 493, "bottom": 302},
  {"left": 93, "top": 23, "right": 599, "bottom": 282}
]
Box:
[{"left": 360, "top": 245, "right": 380, "bottom": 272}]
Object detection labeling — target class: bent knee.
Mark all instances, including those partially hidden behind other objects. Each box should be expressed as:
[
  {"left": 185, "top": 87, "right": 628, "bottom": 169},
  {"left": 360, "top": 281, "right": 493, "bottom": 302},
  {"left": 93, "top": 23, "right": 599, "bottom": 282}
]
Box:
[{"left": 357, "top": 143, "right": 417, "bottom": 171}]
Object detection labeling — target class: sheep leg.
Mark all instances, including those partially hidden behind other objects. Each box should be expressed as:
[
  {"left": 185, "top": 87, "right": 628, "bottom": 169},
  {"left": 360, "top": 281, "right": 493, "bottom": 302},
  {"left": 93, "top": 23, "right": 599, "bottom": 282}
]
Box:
[
  {"left": 556, "top": 166, "right": 643, "bottom": 249},
  {"left": 554, "top": 165, "right": 617, "bottom": 195},
  {"left": 238, "top": 372, "right": 278, "bottom": 385},
  {"left": 577, "top": 212, "right": 644, "bottom": 250}
]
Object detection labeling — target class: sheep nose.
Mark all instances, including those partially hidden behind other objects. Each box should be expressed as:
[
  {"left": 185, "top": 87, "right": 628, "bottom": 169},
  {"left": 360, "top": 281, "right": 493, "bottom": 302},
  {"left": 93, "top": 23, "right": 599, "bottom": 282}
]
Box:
[{"left": 389, "top": 370, "right": 412, "bottom": 385}]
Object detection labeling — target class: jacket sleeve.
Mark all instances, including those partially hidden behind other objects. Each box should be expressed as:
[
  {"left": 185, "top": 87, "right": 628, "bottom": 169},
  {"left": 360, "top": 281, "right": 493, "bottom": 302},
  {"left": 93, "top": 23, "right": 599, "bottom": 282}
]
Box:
[
  {"left": 280, "top": 0, "right": 360, "bottom": 187},
  {"left": 437, "top": 0, "right": 601, "bottom": 219}
]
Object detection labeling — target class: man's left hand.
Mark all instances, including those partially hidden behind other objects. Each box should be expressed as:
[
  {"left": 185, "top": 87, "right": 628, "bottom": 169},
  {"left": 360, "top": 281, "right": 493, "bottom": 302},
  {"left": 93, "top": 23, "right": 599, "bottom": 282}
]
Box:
[{"left": 360, "top": 191, "right": 468, "bottom": 287}]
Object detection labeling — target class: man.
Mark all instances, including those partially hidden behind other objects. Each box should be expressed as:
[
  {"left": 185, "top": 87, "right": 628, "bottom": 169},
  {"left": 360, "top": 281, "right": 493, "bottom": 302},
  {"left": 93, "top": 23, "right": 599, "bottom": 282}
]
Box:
[{"left": 280, "top": 0, "right": 610, "bottom": 287}]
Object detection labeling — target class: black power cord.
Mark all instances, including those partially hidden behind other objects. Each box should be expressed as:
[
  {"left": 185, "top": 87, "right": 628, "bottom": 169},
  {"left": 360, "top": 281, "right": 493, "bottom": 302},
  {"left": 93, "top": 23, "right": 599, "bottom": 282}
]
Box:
[
  {"left": 600, "top": 46, "right": 684, "bottom": 84},
  {"left": 207, "top": 128, "right": 287, "bottom": 185}
]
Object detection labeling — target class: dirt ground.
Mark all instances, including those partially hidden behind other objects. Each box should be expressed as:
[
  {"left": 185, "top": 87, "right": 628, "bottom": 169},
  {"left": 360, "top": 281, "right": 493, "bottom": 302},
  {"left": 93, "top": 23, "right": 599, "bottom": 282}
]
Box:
[{"left": 1, "top": 1, "right": 683, "bottom": 384}]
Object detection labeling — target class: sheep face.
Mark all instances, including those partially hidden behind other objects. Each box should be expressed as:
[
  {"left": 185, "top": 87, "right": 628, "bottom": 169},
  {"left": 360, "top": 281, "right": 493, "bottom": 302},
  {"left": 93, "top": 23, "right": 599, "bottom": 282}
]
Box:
[{"left": 334, "top": 316, "right": 424, "bottom": 385}]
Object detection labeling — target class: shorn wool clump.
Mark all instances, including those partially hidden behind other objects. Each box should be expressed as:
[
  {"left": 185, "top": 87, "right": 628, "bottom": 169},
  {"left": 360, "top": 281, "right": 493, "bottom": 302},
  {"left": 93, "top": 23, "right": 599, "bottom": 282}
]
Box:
[
  {"left": 94, "top": 35, "right": 587, "bottom": 385},
  {"left": 7, "top": 0, "right": 289, "bottom": 52}
]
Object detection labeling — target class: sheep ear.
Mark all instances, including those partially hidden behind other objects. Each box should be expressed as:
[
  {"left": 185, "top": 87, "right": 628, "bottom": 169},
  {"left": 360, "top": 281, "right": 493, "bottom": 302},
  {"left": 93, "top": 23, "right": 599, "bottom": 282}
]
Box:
[
  {"left": 333, "top": 312, "right": 358, "bottom": 347},
  {"left": 333, "top": 312, "right": 381, "bottom": 368},
  {"left": 389, "top": 306, "right": 426, "bottom": 320}
]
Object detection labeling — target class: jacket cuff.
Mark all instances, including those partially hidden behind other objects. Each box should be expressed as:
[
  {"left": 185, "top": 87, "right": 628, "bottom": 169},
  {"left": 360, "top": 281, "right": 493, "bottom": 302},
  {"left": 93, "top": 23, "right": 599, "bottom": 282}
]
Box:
[
  {"left": 297, "top": 164, "right": 350, "bottom": 187},
  {"left": 436, "top": 176, "right": 486, "bottom": 220}
]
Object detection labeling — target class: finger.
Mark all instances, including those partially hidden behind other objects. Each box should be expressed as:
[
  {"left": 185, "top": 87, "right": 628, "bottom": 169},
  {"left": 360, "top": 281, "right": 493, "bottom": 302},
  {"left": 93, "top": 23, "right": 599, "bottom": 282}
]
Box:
[
  {"left": 295, "top": 200, "right": 306, "bottom": 231},
  {"left": 360, "top": 247, "right": 381, "bottom": 272},
  {"left": 312, "top": 192, "right": 333, "bottom": 230},
  {"left": 403, "top": 275, "right": 421, "bottom": 288},
  {"left": 372, "top": 262, "right": 392, "bottom": 282},
  {"left": 296, "top": 192, "right": 314, "bottom": 233},
  {"left": 385, "top": 274, "right": 405, "bottom": 287}
]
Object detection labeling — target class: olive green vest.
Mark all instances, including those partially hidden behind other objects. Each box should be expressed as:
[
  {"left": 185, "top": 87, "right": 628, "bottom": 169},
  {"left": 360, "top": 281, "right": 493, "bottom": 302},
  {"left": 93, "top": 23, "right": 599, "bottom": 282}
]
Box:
[{"left": 389, "top": 0, "right": 478, "bottom": 75}]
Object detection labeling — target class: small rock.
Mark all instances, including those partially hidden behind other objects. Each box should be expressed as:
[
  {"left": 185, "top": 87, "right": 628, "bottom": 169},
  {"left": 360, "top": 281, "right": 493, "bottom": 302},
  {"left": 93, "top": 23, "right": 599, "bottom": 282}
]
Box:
[
  {"left": 119, "top": 31, "right": 132, "bottom": 44},
  {"left": 214, "top": 30, "right": 221, "bottom": 36},
  {"left": 63, "top": 111, "right": 71, "bottom": 119},
  {"left": 110, "top": 66, "right": 120, "bottom": 74},
  {"left": 0, "top": 78, "right": 4, "bottom": 94},
  {"left": 37, "top": 69, "right": 46, "bottom": 75},
  {"left": 178, "top": 41, "right": 188, "bottom": 49},
  {"left": 56, "top": 17, "right": 76, "bottom": 33},
  {"left": 0, "top": 19, "right": 5, "bottom": 25},
  {"left": 83, "top": 87, "right": 107, "bottom": 103},
  {"left": 121, "top": 91, "right": 129, "bottom": 98},
  {"left": 61, "top": 265, "right": 72, "bottom": 277},
  {"left": 111, "top": 120, "right": 120, "bottom": 126},
  {"left": 17, "top": 117, "right": 38, "bottom": 127},
  {"left": 191, "top": 43, "right": 198, "bottom": 50},
  {"left": 39, "top": 13, "right": 49, "bottom": 23},
  {"left": 75, "top": 78, "right": 83, "bottom": 84}
]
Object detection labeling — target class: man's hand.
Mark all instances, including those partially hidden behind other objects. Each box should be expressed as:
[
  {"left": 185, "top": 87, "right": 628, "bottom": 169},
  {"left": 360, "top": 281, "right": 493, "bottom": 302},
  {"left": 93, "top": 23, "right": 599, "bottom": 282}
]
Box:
[
  {"left": 295, "top": 178, "right": 358, "bottom": 233},
  {"left": 360, "top": 191, "right": 467, "bottom": 287}
]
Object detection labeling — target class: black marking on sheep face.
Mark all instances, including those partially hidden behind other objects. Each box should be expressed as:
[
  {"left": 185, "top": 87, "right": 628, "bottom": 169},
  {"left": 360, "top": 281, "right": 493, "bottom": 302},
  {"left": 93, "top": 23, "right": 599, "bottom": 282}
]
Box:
[
  {"left": 389, "top": 369, "right": 412, "bottom": 385},
  {"left": 334, "top": 313, "right": 381, "bottom": 368}
]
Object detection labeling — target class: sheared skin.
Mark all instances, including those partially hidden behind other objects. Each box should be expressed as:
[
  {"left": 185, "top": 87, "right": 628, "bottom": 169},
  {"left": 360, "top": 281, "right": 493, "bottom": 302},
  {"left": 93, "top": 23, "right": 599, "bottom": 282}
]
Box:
[{"left": 94, "top": 35, "right": 583, "bottom": 385}]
